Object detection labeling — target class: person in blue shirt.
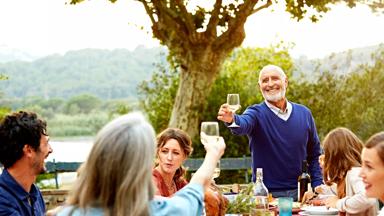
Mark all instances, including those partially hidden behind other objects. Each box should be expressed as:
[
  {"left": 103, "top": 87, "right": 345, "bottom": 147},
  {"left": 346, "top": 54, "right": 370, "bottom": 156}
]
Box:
[
  {"left": 0, "top": 111, "right": 53, "bottom": 216},
  {"left": 217, "top": 64, "right": 323, "bottom": 201},
  {"left": 57, "top": 112, "right": 225, "bottom": 216}
]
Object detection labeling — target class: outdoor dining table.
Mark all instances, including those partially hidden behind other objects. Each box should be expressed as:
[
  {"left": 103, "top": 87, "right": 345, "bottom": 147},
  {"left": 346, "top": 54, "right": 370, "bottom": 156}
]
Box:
[{"left": 223, "top": 193, "right": 338, "bottom": 216}]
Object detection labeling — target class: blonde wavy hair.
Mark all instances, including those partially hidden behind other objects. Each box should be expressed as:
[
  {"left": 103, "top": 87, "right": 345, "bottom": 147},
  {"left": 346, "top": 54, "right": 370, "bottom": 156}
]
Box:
[{"left": 66, "top": 112, "right": 156, "bottom": 216}]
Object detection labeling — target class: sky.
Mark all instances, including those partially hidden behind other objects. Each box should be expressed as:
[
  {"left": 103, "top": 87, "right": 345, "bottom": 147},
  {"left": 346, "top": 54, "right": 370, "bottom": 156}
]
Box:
[{"left": 0, "top": 0, "right": 383, "bottom": 59}]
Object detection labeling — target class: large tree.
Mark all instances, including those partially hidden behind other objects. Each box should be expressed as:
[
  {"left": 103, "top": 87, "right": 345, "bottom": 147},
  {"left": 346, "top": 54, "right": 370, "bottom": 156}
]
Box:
[{"left": 70, "top": 0, "right": 383, "bottom": 137}]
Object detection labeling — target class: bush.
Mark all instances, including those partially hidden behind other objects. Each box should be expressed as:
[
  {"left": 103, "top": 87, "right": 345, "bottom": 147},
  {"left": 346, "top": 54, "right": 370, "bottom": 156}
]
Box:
[{"left": 47, "top": 112, "right": 109, "bottom": 137}]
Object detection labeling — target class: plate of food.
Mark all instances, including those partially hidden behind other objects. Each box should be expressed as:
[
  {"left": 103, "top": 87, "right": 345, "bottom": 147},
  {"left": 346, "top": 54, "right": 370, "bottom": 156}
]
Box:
[{"left": 300, "top": 206, "right": 338, "bottom": 215}]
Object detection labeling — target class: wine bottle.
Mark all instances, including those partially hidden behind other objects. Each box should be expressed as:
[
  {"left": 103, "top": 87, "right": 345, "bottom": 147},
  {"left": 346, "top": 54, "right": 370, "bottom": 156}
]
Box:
[
  {"left": 298, "top": 160, "right": 311, "bottom": 202},
  {"left": 253, "top": 168, "right": 269, "bottom": 210}
]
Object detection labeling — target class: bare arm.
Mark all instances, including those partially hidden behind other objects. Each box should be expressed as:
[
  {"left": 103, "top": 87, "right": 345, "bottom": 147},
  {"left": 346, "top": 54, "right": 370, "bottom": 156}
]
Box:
[{"left": 190, "top": 137, "right": 225, "bottom": 188}]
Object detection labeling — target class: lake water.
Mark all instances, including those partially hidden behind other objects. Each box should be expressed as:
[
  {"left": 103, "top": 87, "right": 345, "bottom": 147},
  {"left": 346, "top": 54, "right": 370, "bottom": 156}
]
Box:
[
  {"left": 44, "top": 139, "right": 95, "bottom": 188},
  {"left": 47, "top": 139, "right": 94, "bottom": 163}
]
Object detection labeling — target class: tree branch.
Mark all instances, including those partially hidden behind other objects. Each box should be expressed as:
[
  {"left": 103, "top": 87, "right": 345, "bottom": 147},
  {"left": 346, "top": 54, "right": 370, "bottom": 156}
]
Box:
[
  {"left": 169, "top": 0, "right": 175, "bottom": 9},
  {"left": 206, "top": 0, "right": 222, "bottom": 39},
  {"left": 225, "top": 0, "right": 259, "bottom": 31},
  {"left": 147, "top": 1, "right": 191, "bottom": 57},
  {"left": 138, "top": 0, "right": 156, "bottom": 24},
  {"left": 175, "top": 0, "right": 196, "bottom": 33},
  {"left": 156, "top": 1, "right": 182, "bottom": 23},
  {"left": 214, "top": 0, "right": 262, "bottom": 52},
  {"left": 251, "top": 0, "right": 272, "bottom": 15}
]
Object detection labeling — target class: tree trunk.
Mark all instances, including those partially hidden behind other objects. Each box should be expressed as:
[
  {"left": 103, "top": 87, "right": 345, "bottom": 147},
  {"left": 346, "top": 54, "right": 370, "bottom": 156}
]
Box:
[{"left": 168, "top": 49, "right": 227, "bottom": 138}]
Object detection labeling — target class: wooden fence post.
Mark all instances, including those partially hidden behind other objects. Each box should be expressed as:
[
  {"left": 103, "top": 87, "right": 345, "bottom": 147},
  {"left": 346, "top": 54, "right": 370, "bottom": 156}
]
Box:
[{"left": 53, "top": 159, "right": 59, "bottom": 189}]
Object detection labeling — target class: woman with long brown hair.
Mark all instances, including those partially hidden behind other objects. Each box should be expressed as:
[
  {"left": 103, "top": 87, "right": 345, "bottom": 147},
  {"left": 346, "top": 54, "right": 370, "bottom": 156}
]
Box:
[
  {"left": 321, "top": 127, "right": 378, "bottom": 215},
  {"left": 153, "top": 128, "right": 230, "bottom": 215},
  {"left": 153, "top": 128, "right": 193, "bottom": 197}
]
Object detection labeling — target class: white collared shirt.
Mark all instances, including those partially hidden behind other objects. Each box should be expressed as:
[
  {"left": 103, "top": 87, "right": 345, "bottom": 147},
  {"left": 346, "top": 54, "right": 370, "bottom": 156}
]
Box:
[{"left": 265, "top": 100, "right": 292, "bottom": 121}]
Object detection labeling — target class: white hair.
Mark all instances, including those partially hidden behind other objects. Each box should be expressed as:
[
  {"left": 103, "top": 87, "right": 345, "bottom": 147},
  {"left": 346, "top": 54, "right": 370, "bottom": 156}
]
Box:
[
  {"left": 66, "top": 112, "right": 156, "bottom": 216},
  {"left": 258, "top": 65, "right": 287, "bottom": 85}
]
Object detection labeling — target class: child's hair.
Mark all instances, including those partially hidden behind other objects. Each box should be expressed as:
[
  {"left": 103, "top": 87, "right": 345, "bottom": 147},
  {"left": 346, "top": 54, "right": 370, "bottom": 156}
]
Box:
[{"left": 322, "top": 127, "right": 363, "bottom": 198}]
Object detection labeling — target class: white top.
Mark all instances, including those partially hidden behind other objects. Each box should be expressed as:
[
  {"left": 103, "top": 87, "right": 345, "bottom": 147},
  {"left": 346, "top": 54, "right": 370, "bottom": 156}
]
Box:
[
  {"left": 265, "top": 100, "right": 292, "bottom": 121},
  {"left": 335, "top": 167, "right": 378, "bottom": 216},
  {"left": 317, "top": 183, "right": 337, "bottom": 195},
  {"left": 379, "top": 207, "right": 384, "bottom": 216}
]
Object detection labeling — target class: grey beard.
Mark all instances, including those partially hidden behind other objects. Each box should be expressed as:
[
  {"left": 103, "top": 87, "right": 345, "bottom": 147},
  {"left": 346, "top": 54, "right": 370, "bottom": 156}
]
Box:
[{"left": 262, "top": 87, "right": 286, "bottom": 102}]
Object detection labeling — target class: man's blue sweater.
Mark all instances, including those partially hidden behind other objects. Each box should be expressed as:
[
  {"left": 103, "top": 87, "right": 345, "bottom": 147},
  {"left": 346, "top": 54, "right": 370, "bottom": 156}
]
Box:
[{"left": 230, "top": 101, "right": 323, "bottom": 191}]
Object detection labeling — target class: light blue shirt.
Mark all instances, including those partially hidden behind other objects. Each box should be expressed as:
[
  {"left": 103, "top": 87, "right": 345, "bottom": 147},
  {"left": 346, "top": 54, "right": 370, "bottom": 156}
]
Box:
[{"left": 57, "top": 183, "right": 204, "bottom": 216}]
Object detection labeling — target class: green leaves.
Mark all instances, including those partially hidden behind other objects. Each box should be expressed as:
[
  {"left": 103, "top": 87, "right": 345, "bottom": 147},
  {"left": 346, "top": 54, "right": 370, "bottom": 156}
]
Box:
[
  {"left": 193, "top": 6, "right": 206, "bottom": 29},
  {"left": 289, "top": 45, "right": 384, "bottom": 141},
  {"left": 64, "top": 94, "right": 101, "bottom": 114},
  {"left": 137, "top": 61, "right": 179, "bottom": 133},
  {"left": 226, "top": 183, "right": 255, "bottom": 214},
  {"left": 0, "top": 74, "right": 8, "bottom": 80}
]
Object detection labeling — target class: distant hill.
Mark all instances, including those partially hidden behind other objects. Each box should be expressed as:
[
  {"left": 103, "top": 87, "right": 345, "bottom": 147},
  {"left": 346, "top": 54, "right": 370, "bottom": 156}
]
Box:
[
  {"left": 0, "top": 47, "right": 40, "bottom": 63},
  {"left": 0, "top": 46, "right": 167, "bottom": 100},
  {"left": 293, "top": 44, "right": 382, "bottom": 80}
]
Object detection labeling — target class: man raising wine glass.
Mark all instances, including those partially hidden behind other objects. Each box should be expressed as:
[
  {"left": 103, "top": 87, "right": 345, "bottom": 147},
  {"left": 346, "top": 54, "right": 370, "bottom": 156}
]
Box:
[{"left": 217, "top": 64, "right": 323, "bottom": 201}]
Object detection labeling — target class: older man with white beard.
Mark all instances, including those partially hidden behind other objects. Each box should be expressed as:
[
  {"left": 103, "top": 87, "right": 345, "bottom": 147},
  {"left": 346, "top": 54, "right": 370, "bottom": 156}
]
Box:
[{"left": 217, "top": 65, "right": 323, "bottom": 201}]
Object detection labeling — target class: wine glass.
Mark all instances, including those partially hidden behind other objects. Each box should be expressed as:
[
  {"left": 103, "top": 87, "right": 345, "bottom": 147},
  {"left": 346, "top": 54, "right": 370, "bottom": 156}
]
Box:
[
  {"left": 200, "top": 121, "right": 221, "bottom": 179},
  {"left": 227, "top": 93, "right": 241, "bottom": 127}
]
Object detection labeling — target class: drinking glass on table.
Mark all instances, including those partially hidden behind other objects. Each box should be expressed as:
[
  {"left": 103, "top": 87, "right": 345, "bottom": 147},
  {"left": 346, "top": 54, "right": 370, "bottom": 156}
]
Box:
[
  {"left": 227, "top": 94, "right": 241, "bottom": 127},
  {"left": 200, "top": 121, "right": 221, "bottom": 179},
  {"left": 278, "top": 197, "right": 293, "bottom": 216}
]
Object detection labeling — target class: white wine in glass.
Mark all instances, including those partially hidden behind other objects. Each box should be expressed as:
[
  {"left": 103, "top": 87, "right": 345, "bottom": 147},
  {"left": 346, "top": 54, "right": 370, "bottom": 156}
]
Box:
[
  {"left": 200, "top": 121, "right": 221, "bottom": 179},
  {"left": 227, "top": 94, "right": 241, "bottom": 127}
]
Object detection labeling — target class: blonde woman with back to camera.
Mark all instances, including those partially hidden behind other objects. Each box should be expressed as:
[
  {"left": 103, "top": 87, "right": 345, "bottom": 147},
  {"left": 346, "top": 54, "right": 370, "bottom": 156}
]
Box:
[
  {"left": 359, "top": 132, "right": 384, "bottom": 216},
  {"left": 57, "top": 112, "right": 225, "bottom": 216}
]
